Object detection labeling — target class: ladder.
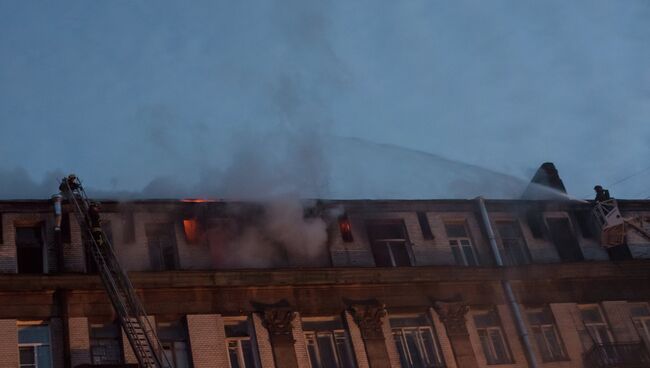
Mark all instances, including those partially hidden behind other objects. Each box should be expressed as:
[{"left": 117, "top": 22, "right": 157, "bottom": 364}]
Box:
[{"left": 59, "top": 176, "right": 172, "bottom": 368}]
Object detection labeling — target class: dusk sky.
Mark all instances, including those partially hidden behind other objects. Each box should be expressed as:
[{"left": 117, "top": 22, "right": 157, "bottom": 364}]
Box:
[{"left": 1, "top": 1, "right": 649, "bottom": 199}]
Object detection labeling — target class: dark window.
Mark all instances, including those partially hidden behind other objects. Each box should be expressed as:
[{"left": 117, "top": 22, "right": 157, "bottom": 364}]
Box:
[
  {"left": 546, "top": 218, "right": 584, "bottom": 262},
  {"left": 574, "top": 211, "right": 596, "bottom": 239},
  {"left": 495, "top": 221, "right": 531, "bottom": 266},
  {"left": 417, "top": 212, "right": 434, "bottom": 240},
  {"left": 526, "top": 210, "right": 545, "bottom": 239},
  {"left": 303, "top": 317, "right": 356, "bottom": 368},
  {"left": 16, "top": 226, "right": 44, "bottom": 274},
  {"left": 0, "top": 213, "right": 4, "bottom": 244},
  {"left": 158, "top": 320, "right": 191, "bottom": 368},
  {"left": 338, "top": 214, "right": 354, "bottom": 243},
  {"left": 122, "top": 211, "right": 135, "bottom": 244},
  {"left": 146, "top": 224, "right": 179, "bottom": 271},
  {"left": 90, "top": 322, "right": 123, "bottom": 365},
  {"left": 367, "top": 221, "right": 411, "bottom": 267},
  {"left": 390, "top": 315, "right": 445, "bottom": 368},
  {"left": 225, "top": 319, "right": 259, "bottom": 368},
  {"left": 60, "top": 213, "right": 72, "bottom": 244}
]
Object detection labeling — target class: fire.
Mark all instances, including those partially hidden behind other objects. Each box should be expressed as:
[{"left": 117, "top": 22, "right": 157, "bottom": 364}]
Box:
[
  {"left": 181, "top": 198, "right": 215, "bottom": 203},
  {"left": 183, "top": 218, "right": 202, "bottom": 244},
  {"left": 338, "top": 214, "right": 354, "bottom": 242}
]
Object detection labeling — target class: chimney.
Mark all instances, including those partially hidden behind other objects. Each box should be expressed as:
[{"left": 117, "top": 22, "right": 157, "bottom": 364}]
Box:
[{"left": 521, "top": 162, "right": 567, "bottom": 199}]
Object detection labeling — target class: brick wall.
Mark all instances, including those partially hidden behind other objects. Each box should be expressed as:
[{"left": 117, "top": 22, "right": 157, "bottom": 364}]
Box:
[
  {"left": 187, "top": 314, "right": 229, "bottom": 368},
  {"left": 428, "top": 307, "right": 458, "bottom": 368},
  {"left": 0, "top": 319, "right": 18, "bottom": 367},
  {"left": 344, "top": 311, "right": 370, "bottom": 368},
  {"left": 252, "top": 312, "right": 276, "bottom": 368},
  {"left": 64, "top": 215, "right": 86, "bottom": 272},
  {"left": 602, "top": 301, "right": 640, "bottom": 342},
  {"left": 381, "top": 314, "right": 401, "bottom": 368},
  {"left": 68, "top": 317, "right": 91, "bottom": 367},
  {"left": 291, "top": 312, "right": 310, "bottom": 368},
  {"left": 550, "top": 303, "right": 585, "bottom": 367}
]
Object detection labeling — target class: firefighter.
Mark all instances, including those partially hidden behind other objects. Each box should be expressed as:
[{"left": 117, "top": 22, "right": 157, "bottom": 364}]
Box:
[
  {"left": 88, "top": 202, "right": 103, "bottom": 245},
  {"left": 594, "top": 185, "right": 611, "bottom": 202},
  {"left": 59, "top": 174, "right": 81, "bottom": 192}
]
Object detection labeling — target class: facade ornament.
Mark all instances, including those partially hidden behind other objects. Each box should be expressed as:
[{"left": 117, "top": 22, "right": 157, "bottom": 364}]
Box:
[
  {"left": 434, "top": 301, "right": 470, "bottom": 336},
  {"left": 349, "top": 300, "right": 387, "bottom": 340},
  {"left": 253, "top": 301, "right": 296, "bottom": 339}
]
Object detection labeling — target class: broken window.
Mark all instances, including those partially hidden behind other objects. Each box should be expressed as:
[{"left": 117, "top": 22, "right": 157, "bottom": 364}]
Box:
[
  {"left": 526, "top": 210, "right": 545, "bottom": 239},
  {"left": 18, "top": 323, "right": 51, "bottom": 368},
  {"left": 182, "top": 218, "right": 202, "bottom": 244},
  {"left": 367, "top": 221, "right": 412, "bottom": 267},
  {"left": 90, "top": 322, "right": 123, "bottom": 365},
  {"left": 526, "top": 308, "right": 567, "bottom": 362},
  {"left": 224, "top": 318, "right": 259, "bottom": 368},
  {"left": 60, "top": 213, "right": 71, "bottom": 244},
  {"left": 574, "top": 211, "right": 597, "bottom": 239},
  {"left": 146, "top": 224, "right": 179, "bottom": 271},
  {"left": 303, "top": 317, "right": 356, "bottom": 368},
  {"left": 417, "top": 212, "right": 434, "bottom": 240},
  {"left": 546, "top": 218, "right": 584, "bottom": 262},
  {"left": 158, "top": 320, "right": 191, "bottom": 368},
  {"left": 16, "top": 225, "right": 45, "bottom": 274},
  {"left": 390, "top": 315, "right": 445, "bottom": 368},
  {"left": 474, "top": 309, "right": 513, "bottom": 365},
  {"left": 496, "top": 221, "right": 531, "bottom": 266},
  {"left": 445, "top": 222, "right": 478, "bottom": 266}
]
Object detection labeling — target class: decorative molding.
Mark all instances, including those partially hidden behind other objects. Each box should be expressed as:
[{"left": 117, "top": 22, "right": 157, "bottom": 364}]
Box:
[
  {"left": 348, "top": 301, "right": 387, "bottom": 340},
  {"left": 433, "top": 301, "right": 469, "bottom": 336}
]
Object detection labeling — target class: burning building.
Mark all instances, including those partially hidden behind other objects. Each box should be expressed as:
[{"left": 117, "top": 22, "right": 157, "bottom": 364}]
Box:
[{"left": 0, "top": 165, "right": 650, "bottom": 368}]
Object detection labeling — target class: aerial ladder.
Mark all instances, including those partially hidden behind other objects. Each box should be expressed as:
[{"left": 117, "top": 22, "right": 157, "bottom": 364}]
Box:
[
  {"left": 592, "top": 198, "right": 650, "bottom": 247},
  {"left": 58, "top": 175, "right": 173, "bottom": 368}
]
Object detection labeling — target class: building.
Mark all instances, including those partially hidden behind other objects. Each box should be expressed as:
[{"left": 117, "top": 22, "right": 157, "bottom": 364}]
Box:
[{"left": 1, "top": 168, "right": 650, "bottom": 368}]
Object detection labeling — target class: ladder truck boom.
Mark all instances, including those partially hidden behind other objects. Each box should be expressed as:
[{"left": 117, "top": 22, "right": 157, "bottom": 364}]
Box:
[{"left": 58, "top": 175, "right": 172, "bottom": 368}]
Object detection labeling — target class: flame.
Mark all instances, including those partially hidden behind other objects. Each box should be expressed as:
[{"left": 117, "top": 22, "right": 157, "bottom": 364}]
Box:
[
  {"left": 183, "top": 219, "right": 202, "bottom": 244},
  {"left": 181, "top": 198, "right": 215, "bottom": 203}
]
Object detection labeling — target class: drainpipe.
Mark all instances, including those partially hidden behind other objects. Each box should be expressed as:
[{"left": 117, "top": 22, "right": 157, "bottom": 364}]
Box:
[{"left": 477, "top": 197, "right": 539, "bottom": 368}]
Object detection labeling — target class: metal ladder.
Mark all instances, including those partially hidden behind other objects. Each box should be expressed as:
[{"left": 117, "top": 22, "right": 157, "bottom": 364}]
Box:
[
  {"left": 60, "top": 176, "right": 172, "bottom": 368},
  {"left": 592, "top": 198, "right": 650, "bottom": 247}
]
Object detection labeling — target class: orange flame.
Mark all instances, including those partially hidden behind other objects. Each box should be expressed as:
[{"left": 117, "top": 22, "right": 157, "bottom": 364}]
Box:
[{"left": 183, "top": 219, "right": 202, "bottom": 244}]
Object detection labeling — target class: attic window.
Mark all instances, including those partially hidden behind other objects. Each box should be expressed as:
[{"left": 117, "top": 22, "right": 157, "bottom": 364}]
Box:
[
  {"left": 338, "top": 214, "right": 354, "bottom": 243},
  {"left": 122, "top": 211, "right": 135, "bottom": 243},
  {"left": 60, "top": 213, "right": 71, "bottom": 244},
  {"left": 526, "top": 210, "right": 545, "bottom": 239}
]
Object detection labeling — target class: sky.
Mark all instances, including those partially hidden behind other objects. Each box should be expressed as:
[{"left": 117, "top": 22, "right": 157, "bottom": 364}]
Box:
[{"left": 0, "top": 0, "right": 649, "bottom": 200}]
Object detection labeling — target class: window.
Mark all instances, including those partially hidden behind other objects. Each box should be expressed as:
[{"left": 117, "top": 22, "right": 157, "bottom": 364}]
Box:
[
  {"left": 630, "top": 303, "right": 650, "bottom": 349},
  {"left": 122, "top": 211, "right": 135, "bottom": 243},
  {"left": 579, "top": 305, "right": 613, "bottom": 345},
  {"left": 338, "top": 214, "right": 354, "bottom": 243},
  {"left": 145, "top": 224, "right": 179, "bottom": 271},
  {"left": 390, "top": 315, "right": 445, "bottom": 368},
  {"left": 224, "top": 318, "right": 259, "bottom": 368},
  {"left": 16, "top": 225, "right": 45, "bottom": 274},
  {"left": 90, "top": 322, "right": 123, "bottom": 365},
  {"left": 367, "top": 221, "right": 412, "bottom": 267},
  {"left": 495, "top": 221, "right": 531, "bottom": 266},
  {"left": 417, "top": 212, "right": 434, "bottom": 240},
  {"left": 158, "top": 320, "right": 191, "bottom": 368},
  {"left": 303, "top": 317, "right": 356, "bottom": 368},
  {"left": 546, "top": 218, "right": 584, "bottom": 262},
  {"left": 445, "top": 223, "right": 478, "bottom": 266},
  {"left": 526, "top": 308, "right": 567, "bottom": 362},
  {"left": 60, "top": 213, "right": 72, "bottom": 244},
  {"left": 18, "top": 323, "right": 51, "bottom": 368},
  {"left": 525, "top": 210, "right": 545, "bottom": 239},
  {"left": 474, "top": 310, "right": 513, "bottom": 365}
]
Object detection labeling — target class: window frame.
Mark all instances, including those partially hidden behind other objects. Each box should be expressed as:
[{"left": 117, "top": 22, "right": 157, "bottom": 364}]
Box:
[
  {"left": 224, "top": 317, "right": 259, "bottom": 368},
  {"left": 473, "top": 310, "right": 513, "bottom": 365},
  {"left": 17, "top": 321, "right": 52, "bottom": 368},
  {"left": 578, "top": 304, "right": 614, "bottom": 346},
  {"left": 630, "top": 303, "right": 650, "bottom": 349},
  {"left": 366, "top": 220, "right": 413, "bottom": 267},
  {"left": 302, "top": 316, "right": 357, "bottom": 368},
  {"left": 390, "top": 323, "right": 445, "bottom": 368},
  {"left": 495, "top": 220, "right": 531, "bottom": 266},
  {"left": 444, "top": 221, "right": 479, "bottom": 266},
  {"left": 526, "top": 308, "right": 568, "bottom": 362}
]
